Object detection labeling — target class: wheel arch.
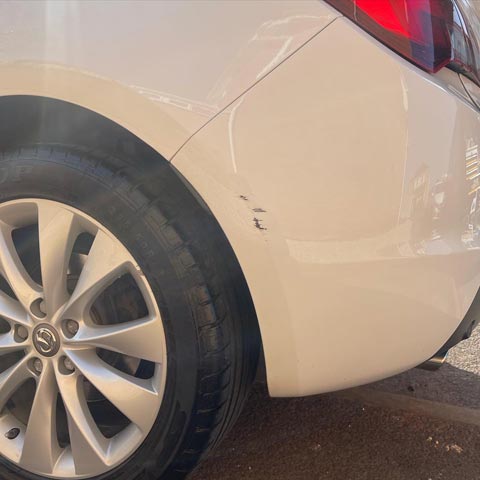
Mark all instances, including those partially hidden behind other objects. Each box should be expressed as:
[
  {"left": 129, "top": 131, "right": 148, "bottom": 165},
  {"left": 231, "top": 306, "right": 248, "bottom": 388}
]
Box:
[{"left": 0, "top": 93, "right": 265, "bottom": 377}]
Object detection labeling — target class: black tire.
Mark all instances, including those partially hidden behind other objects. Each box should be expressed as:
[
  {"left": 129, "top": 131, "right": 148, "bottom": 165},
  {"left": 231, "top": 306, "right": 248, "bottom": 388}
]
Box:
[{"left": 0, "top": 144, "right": 260, "bottom": 480}]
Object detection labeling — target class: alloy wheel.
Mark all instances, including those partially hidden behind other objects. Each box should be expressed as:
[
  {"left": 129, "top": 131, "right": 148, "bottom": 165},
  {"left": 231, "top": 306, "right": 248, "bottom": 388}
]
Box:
[{"left": 0, "top": 199, "right": 166, "bottom": 478}]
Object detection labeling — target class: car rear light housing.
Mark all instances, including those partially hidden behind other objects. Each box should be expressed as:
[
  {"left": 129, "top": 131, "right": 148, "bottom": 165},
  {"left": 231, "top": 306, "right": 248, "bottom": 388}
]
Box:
[{"left": 325, "top": 0, "right": 480, "bottom": 87}]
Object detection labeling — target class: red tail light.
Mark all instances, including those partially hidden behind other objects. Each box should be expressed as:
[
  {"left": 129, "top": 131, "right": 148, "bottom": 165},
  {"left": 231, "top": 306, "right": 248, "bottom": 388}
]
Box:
[{"left": 325, "top": 0, "right": 480, "bottom": 87}]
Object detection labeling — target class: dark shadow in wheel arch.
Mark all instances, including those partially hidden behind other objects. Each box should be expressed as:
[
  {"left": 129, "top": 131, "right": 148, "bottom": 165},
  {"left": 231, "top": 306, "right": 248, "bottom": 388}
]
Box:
[{"left": 436, "top": 287, "right": 480, "bottom": 356}]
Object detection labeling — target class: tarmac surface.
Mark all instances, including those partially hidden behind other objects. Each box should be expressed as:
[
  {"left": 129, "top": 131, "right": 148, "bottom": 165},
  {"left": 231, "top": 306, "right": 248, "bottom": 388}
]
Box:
[{"left": 191, "top": 328, "right": 480, "bottom": 480}]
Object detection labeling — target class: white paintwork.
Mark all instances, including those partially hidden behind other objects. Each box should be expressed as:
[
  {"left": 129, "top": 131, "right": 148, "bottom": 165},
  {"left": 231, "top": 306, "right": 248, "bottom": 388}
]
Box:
[
  {"left": 462, "top": 75, "right": 480, "bottom": 109},
  {"left": 1, "top": 1, "right": 480, "bottom": 397},
  {"left": 0, "top": 0, "right": 337, "bottom": 158},
  {"left": 173, "top": 18, "right": 480, "bottom": 396}
]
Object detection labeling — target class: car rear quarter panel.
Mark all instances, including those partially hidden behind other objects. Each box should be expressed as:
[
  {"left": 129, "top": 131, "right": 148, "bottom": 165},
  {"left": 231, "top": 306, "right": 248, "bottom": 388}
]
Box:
[{"left": 0, "top": 0, "right": 338, "bottom": 157}]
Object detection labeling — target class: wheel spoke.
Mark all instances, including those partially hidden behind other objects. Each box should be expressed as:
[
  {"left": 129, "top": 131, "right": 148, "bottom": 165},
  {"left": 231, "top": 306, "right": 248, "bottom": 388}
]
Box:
[
  {"left": 0, "top": 290, "right": 30, "bottom": 328},
  {"left": 55, "top": 368, "right": 109, "bottom": 475},
  {"left": 63, "top": 230, "right": 130, "bottom": 318},
  {"left": 0, "top": 355, "right": 32, "bottom": 410},
  {"left": 0, "top": 331, "right": 25, "bottom": 355},
  {"left": 66, "top": 349, "right": 160, "bottom": 432},
  {"left": 38, "top": 202, "right": 79, "bottom": 317},
  {"left": 0, "top": 223, "right": 41, "bottom": 313},
  {"left": 70, "top": 315, "right": 164, "bottom": 363},
  {"left": 20, "top": 362, "right": 61, "bottom": 473}
]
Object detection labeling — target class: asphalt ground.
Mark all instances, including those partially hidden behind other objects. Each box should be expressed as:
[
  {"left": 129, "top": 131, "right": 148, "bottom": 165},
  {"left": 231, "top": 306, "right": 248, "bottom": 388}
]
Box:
[{"left": 191, "top": 328, "right": 480, "bottom": 480}]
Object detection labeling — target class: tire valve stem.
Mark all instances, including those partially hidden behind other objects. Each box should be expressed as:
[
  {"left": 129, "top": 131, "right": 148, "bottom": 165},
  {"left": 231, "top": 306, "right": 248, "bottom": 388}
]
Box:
[{"left": 5, "top": 428, "right": 20, "bottom": 440}]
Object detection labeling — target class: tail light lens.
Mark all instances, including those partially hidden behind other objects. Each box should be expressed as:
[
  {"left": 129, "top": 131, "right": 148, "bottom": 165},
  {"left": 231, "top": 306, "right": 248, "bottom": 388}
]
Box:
[{"left": 325, "top": 0, "right": 480, "bottom": 87}]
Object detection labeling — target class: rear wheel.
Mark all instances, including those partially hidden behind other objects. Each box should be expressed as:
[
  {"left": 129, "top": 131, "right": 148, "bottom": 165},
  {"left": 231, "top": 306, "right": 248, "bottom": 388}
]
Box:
[{"left": 0, "top": 145, "right": 260, "bottom": 479}]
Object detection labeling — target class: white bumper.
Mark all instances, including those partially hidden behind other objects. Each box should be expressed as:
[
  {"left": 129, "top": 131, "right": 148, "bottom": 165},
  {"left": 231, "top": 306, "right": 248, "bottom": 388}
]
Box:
[{"left": 173, "top": 18, "right": 480, "bottom": 396}]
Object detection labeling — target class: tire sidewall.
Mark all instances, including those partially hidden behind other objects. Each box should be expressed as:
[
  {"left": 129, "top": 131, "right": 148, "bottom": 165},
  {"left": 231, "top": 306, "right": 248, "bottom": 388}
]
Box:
[{"left": 0, "top": 150, "right": 200, "bottom": 480}]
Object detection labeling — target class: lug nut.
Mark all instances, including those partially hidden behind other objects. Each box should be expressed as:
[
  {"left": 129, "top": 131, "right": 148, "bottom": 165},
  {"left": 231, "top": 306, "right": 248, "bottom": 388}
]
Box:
[
  {"left": 15, "top": 325, "right": 28, "bottom": 341},
  {"left": 63, "top": 357, "right": 75, "bottom": 372},
  {"left": 5, "top": 428, "right": 20, "bottom": 440},
  {"left": 65, "top": 320, "right": 79, "bottom": 336},
  {"left": 32, "top": 358, "right": 43, "bottom": 374},
  {"left": 29, "top": 298, "right": 46, "bottom": 319},
  {"left": 38, "top": 300, "right": 46, "bottom": 315}
]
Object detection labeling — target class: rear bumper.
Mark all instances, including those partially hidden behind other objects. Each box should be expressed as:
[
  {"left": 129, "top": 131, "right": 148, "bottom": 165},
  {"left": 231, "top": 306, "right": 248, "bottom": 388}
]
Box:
[{"left": 173, "top": 17, "right": 480, "bottom": 396}]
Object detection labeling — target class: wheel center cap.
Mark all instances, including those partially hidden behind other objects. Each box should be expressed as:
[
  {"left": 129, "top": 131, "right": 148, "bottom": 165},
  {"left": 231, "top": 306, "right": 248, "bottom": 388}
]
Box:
[{"left": 32, "top": 324, "right": 60, "bottom": 357}]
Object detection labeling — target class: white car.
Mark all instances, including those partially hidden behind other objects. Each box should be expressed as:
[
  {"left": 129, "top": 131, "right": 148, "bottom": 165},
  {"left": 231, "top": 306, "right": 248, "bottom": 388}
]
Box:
[{"left": 0, "top": 0, "right": 478, "bottom": 478}]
